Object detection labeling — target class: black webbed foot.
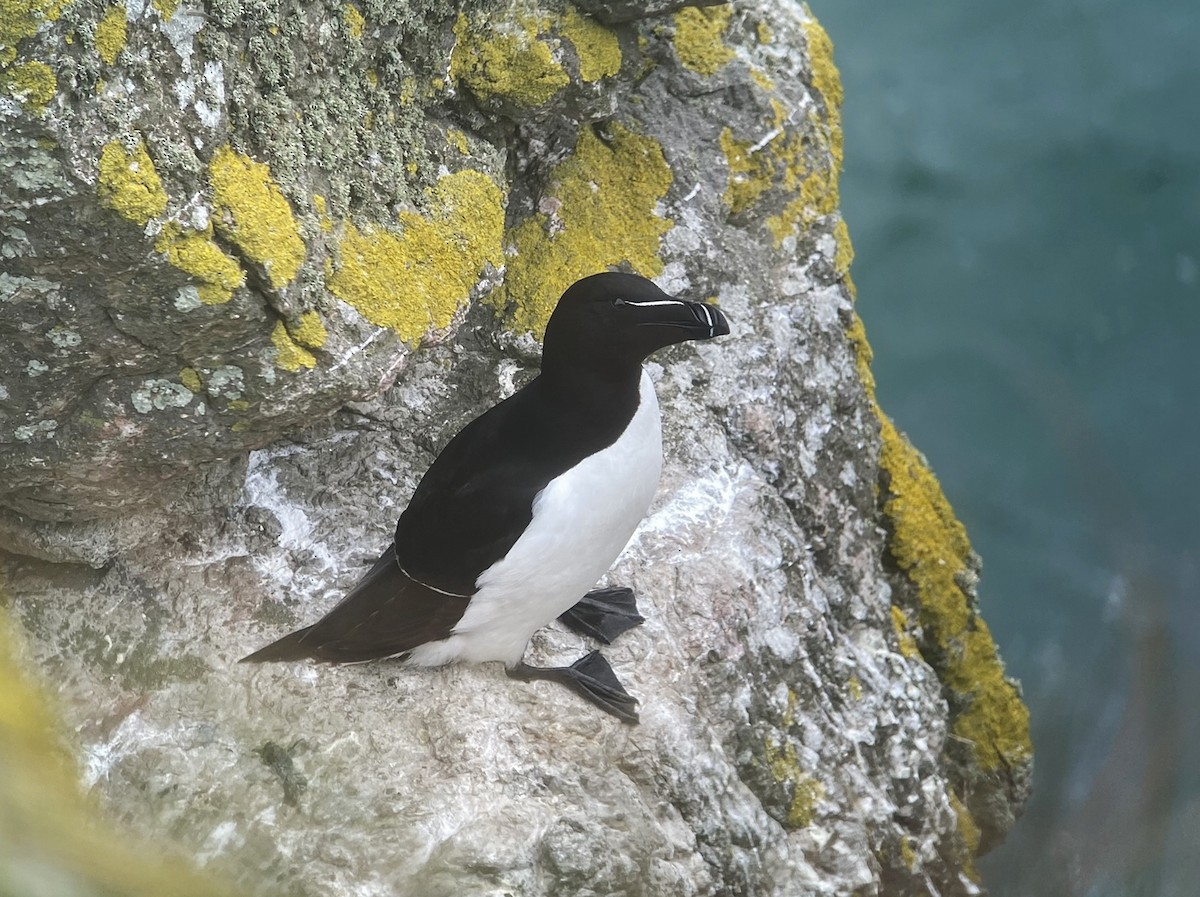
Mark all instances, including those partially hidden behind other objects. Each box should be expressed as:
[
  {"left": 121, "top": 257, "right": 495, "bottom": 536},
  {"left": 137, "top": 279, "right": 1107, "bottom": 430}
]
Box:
[
  {"left": 558, "top": 587, "right": 645, "bottom": 644},
  {"left": 507, "top": 650, "right": 639, "bottom": 724}
]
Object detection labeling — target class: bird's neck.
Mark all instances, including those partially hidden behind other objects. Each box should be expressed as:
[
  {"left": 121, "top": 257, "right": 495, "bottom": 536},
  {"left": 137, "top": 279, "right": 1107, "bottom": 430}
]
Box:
[{"left": 537, "top": 358, "right": 644, "bottom": 417}]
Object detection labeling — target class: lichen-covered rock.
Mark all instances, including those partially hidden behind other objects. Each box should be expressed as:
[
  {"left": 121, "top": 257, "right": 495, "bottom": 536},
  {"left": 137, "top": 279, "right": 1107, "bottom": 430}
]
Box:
[{"left": 1, "top": 2, "right": 1031, "bottom": 895}]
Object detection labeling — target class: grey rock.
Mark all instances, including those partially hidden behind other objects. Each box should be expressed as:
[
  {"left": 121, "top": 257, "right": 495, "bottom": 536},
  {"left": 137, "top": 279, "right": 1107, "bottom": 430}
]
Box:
[
  {"left": 573, "top": 0, "right": 729, "bottom": 25},
  {"left": 1, "top": 1, "right": 1029, "bottom": 895}
]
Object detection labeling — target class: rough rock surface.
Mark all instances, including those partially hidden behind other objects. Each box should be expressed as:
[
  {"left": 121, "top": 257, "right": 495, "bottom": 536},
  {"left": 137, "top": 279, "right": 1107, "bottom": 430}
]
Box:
[{"left": 1, "top": 1, "right": 1031, "bottom": 895}]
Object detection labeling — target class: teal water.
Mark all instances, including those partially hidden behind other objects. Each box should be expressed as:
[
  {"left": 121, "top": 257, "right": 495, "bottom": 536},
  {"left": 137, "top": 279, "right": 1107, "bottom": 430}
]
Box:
[{"left": 818, "top": 1, "right": 1200, "bottom": 894}]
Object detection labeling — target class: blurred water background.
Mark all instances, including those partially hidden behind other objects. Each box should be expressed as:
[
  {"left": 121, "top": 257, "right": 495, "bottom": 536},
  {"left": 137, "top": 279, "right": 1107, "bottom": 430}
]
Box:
[{"left": 818, "top": 2, "right": 1200, "bottom": 894}]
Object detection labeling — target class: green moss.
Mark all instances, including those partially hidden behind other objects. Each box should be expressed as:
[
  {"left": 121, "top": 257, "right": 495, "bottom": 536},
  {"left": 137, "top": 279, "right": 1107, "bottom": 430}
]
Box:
[
  {"left": 209, "top": 146, "right": 305, "bottom": 289},
  {"left": 155, "top": 223, "right": 245, "bottom": 305},
  {"left": 271, "top": 321, "right": 316, "bottom": 371},
  {"left": 561, "top": 4, "right": 620, "bottom": 82},
  {"left": 1, "top": 59, "right": 55, "bottom": 112},
  {"left": 0, "top": 0, "right": 64, "bottom": 68},
  {"left": 97, "top": 139, "right": 168, "bottom": 226},
  {"left": 326, "top": 169, "right": 505, "bottom": 344},
  {"left": 94, "top": 4, "right": 127, "bottom": 65},
  {"left": 498, "top": 123, "right": 673, "bottom": 337},
  {"left": 287, "top": 310, "right": 327, "bottom": 349},
  {"left": 450, "top": 11, "right": 569, "bottom": 107},
  {"left": 672, "top": 5, "right": 734, "bottom": 76}
]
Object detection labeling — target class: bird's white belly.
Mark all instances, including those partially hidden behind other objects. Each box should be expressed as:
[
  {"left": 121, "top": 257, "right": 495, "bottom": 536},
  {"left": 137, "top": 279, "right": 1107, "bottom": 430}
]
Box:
[{"left": 407, "top": 370, "right": 663, "bottom": 667}]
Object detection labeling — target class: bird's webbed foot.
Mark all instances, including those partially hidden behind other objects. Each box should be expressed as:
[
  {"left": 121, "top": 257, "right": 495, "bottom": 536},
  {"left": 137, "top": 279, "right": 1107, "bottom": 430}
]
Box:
[
  {"left": 507, "top": 650, "right": 639, "bottom": 724},
  {"left": 557, "top": 586, "right": 644, "bottom": 644}
]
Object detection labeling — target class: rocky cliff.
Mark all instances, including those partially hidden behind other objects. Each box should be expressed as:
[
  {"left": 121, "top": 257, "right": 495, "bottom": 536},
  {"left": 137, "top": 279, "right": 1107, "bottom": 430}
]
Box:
[{"left": 1, "top": 1, "right": 1031, "bottom": 894}]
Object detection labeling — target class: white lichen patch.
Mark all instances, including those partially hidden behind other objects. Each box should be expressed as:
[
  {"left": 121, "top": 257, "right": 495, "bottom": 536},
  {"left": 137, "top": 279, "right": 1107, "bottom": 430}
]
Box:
[
  {"left": 47, "top": 327, "right": 82, "bottom": 349},
  {"left": 26, "top": 359, "right": 49, "bottom": 377},
  {"left": 131, "top": 378, "right": 194, "bottom": 412},
  {"left": 204, "top": 365, "right": 244, "bottom": 399},
  {"left": 14, "top": 419, "right": 57, "bottom": 440},
  {"left": 174, "top": 284, "right": 202, "bottom": 310}
]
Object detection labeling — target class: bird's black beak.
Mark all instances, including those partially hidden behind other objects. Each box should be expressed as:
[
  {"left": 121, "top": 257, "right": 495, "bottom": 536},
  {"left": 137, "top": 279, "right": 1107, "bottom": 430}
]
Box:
[{"left": 626, "top": 297, "right": 731, "bottom": 341}]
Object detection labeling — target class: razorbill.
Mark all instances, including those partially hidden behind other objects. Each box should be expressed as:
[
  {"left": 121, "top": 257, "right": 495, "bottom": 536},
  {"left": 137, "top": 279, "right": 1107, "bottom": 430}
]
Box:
[{"left": 242, "top": 272, "right": 730, "bottom": 723}]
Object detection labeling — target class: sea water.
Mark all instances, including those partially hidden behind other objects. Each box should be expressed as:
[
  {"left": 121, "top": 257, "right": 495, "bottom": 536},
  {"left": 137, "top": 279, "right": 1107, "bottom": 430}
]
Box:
[{"left": 818, "top": 1, "right": 1200, "bottom": 894}]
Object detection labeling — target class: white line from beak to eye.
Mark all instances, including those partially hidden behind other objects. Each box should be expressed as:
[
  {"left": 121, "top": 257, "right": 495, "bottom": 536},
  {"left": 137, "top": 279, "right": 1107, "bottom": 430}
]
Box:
[{"left": 622, "top": 299, "right": 687, "bottom": 307}]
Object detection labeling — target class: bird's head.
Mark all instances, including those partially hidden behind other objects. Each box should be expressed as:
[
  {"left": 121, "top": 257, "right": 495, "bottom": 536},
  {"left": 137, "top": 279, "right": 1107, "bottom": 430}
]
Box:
[{"left": 541, "top": 272, "right": 730, "bottom": 374}]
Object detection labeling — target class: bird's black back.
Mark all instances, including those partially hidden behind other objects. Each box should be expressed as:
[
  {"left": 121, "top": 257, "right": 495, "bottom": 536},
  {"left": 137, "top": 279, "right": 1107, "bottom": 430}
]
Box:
[{"left": 394, "top": 368, "right": 641, "bottom": 595}]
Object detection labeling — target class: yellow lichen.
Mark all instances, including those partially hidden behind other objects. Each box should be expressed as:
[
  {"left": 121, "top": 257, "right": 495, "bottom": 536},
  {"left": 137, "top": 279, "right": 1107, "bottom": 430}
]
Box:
[
  {"left": 1, "top": 59, "right": 55, "bottom": 112},
  {"left": 561, "top": 4, "right": 620, "bottom": 82},
  {"left": 97, "top": 139, "right": 168, "bottom": 226},
  {"left": 756, "top": 20, "right": 773, "bottom": 45},
  {"left": 450, "top": 11, "right": 569, "bottom": 107},
  {"left": 312, "top": 194, "right": 332, "bottom": 233},
  {"left": 287, "top": 310, "right": 327, "bottom": 349},
  {"left": 802, "top": 17, "right": 844, "bottom": 177},
  {"left": 155, "top": 223, "right": 245, "bottom": 305},
  {"left": 765, "top": 165, "right": 838, "bottom": 246},
  {"left": 899, "top": 837, "right": 917, "bottom": 871},
  {"left": 271, "top": 321, "right": 316, "bottom": 371},
  {"left": 0, "top": 577, "right": 237, "bottom": 897},
  {"left": 947, "top": 622, "right": 1033, "bottom": 771},
  {"left": 948, "top": 791, "right": 982, "bottom": 881},
  {"left": 878, "top": 414, "right": 1032, "bottom": 771},
  {"left": 447, "top": 128, "right": 470, "bottom": 155},
  {"left": 343, "top": 3, "right": 364, "bottom": 39},
  {"left": 0, "top": 0, "right": 65, "bottom": 68},
  {"left": 326, "top": 169, "right": 504, "bottom": 344},
  {"left": 179, "top": 367, "right": 202, "bottom": 393},
  {"left": 847, "top": 674, "right": 862, "bottom": 701},
  {"left": 498, "top": 123, "right": 673, "bottom": 337},
  {"left": 94, "top": 4, "right": 127, "bottom": 66},
  {"left": 209, "top": 146, "right": 305, "bottom": 289},
  {"left": 672, "top": 5, "right": 734, "bottom": 76},
  {"left": 151, "top": 0, "right": 179, "bottom": 19},
  {"left": 713, "top": 15, "right": 845, "bottom": 246},
  {"left": 890, "top": 604, "right": 920, "bottom": 659},
  {"left": 832, "top": 217, "right": 854, "bottom": 277},
  {"left": 226, "top": 398, "right": 250, "bottom": 411},
  {"left": 717, "top": 85, "right": 841, "bottom": 248},
  {"left": 749, "top": 66, "right": 773, "bottom": 91},
  {"left": 762, "top": 690, "right": 822, "bottom": 828},
  {"left": 844, "top": 312, "right": 874, "bottom": 395}
]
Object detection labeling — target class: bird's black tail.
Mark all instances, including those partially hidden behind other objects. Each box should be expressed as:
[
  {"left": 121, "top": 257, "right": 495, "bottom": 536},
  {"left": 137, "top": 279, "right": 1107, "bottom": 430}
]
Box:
[
  {"left": 238, "top": 543, "right": 471, "bottom": 665},
  {"left": 239, "top": 625, "right": 317, "bottom": 663}
]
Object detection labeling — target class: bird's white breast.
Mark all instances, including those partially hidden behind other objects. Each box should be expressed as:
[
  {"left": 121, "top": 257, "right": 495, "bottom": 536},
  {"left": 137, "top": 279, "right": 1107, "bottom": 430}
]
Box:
[{"left": 407, "top": 369, "right": 663, "bottom": 666}]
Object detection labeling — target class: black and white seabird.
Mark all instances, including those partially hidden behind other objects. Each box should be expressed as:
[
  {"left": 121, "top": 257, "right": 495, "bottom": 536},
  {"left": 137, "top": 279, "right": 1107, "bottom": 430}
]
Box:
[{"left": 242, "top": 272, "right": 730, "bottom": 723}]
